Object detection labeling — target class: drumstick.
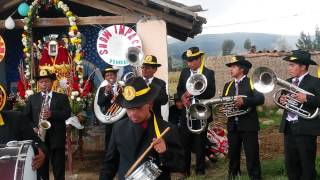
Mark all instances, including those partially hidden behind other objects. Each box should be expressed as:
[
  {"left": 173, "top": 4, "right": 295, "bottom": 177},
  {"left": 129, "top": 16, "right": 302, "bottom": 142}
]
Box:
[{"left": 125, "top": 127, "right": 170, "bottom": 178}]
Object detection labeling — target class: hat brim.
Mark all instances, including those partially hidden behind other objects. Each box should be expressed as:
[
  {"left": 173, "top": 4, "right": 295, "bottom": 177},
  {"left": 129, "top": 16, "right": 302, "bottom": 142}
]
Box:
[
  {"left": 142, "top": 63, "right": 161, "bottom": 67},
  {"left": 116, "top": 83, "right": 160, "bottom": 109},
  {"left": 182, "top": 52, "right": 204, "bottom": 61},
  {"left": 102, "top": 69, "right": 119, "bottom": 76},
  {"left": 35, "top": 74, "right": 57, "bottom": 81},
  {"left": 283, "top": 56, "right": 317, "bottom": 65},
  {"left": 226, "top": 61, "right": 252, "bottom": 69}
]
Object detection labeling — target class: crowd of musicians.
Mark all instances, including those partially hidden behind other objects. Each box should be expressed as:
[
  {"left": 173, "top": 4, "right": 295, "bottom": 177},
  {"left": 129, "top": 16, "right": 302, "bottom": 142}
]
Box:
[{"left": 0, "top": 47, "right": 320, "bottom": 180}]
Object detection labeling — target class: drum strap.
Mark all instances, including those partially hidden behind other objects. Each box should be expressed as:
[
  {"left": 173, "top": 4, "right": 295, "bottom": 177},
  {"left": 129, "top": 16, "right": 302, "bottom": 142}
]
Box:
[{"left": 153, "top": 113, "right": 160, "bottom": 138}]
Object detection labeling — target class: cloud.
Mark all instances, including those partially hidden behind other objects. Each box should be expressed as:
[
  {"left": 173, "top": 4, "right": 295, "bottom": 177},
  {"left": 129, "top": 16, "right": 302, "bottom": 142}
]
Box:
[{"left": 175, "top": 0, "right": 320, "bottom": 35}]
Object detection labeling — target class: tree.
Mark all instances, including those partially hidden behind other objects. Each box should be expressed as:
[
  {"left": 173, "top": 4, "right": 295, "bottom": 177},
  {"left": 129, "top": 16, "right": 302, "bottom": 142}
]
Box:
[
  {"left": 273, "top": 36, "right": 291, "bottom": 51},
  {"left": 313, "top": 26, "right": 320, "bottom": 50},
  {"left": 222, "top": 39, "right": 235, "bottom": 56},
  {"left": 296, "top": 31, "right": 313, "bottom": 50},
  {"left": 243, "top": 38, "right": 252, "bottom": 51}
]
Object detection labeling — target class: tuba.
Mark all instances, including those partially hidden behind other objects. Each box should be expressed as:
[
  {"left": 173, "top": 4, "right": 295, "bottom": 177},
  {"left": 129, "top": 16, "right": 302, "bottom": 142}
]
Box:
[
  {"left": 189, "top": 95, "right": 250, "bottom": 120},
  {"left": 38, "top": 91, "right": 51, "bottom": 142},
  {"left": 94, "top": 47, "right": 144, "bottom": 124},
  {"left": 185, "top": 73, "right": 208, "bottom": 133},
  {"left": 252, "top": 67, "right": 320, "bottom": 119}
]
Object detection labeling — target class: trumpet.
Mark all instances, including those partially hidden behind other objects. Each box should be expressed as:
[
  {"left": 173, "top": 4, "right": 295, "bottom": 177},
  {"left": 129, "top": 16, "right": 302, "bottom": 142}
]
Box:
[
  {"left": 252, "top": 67, "right": 320, "bottom": 119},
  {"left": 189, "top": 95, "right": 250, "bottom": 120},
  {"left": 38, "top": 91, "right": 51, "bottom": 142}
]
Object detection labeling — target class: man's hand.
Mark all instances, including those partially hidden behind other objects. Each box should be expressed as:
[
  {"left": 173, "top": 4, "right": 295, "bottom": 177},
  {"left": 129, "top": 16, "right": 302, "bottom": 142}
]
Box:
[
  {"left": 153, "top": 138, "right": 167, "bottom": 154},
  {"left": 279, "top": 95, "right": 287, "bottom": 105},
  {"left": 42, "top": 109, "right": 52, "bottom": 119},
  {"left": 292, "top": 93, "right": 307, "bottom": 103},
  {"left": 32, "top": 148, "right": 45, "bottom": 170},
  {"left": 234, "top": 96, "right": 244, "bottom": 108},
  {"left": 182, "top": 92, "right": 191, "bottom": 107},
  {"left": 33, "top": 127, "right": 39, "bottom": 134},
  {"left": 105, "top": 84, "right": 112, "bottom": 94}
]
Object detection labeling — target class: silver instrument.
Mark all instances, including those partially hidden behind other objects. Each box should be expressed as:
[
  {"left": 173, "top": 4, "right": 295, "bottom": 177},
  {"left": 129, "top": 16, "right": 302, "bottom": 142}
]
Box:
[
  {"left": 189, "top": 95, "right": 250, "bottom": 120},
  {"left": 38, "top": 91, "right": 51, "bottom": 141},
  {"left": 185, "top": 73, "right": 208, "bottom": 133},
  {"left": 94, "top": 46, "right": 144, "bottom": 124},
  {"left": 126, "top": 160, "right": 161, "bottom": 180},
  {"left": 186, "top": 73, "right": 207, "bottom": 96},
  {"left": 252, "top": 67, "right": 320, "bottom": 119}
]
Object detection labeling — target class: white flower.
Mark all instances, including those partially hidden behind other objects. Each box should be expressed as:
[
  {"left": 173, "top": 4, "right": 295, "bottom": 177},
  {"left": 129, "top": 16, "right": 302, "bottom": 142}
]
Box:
[
  {"left": 78, "top": 75, "right": 83, "bottom": 79},
  {"left": 26, "top": 65, "right": 29, "bottom": 68},
  {"left": 71, "top": 91, "right": 79, "bottom": 96},
  {"left": 68, "top": 31, "right": 75, "bottom": 37},
  {"left": 69, "top": 16, "right": 76, "bottom": 22},
  {"left": 79, "top": 80, "right": 83, "bottom": 85},
  {"left": 70, "top": 21, "right": 76, "bottom": 26},
  {"left": 58, "top": 1, "right": 63, "bottom": 8},
  {"left": 76, "top": 32, "right": 81, "bottom": 37},
  {"left": 26, "top": 71, "right": 30, "bottom": 76},
  {"left": 71, "top": 95, "right": 75, "bottom": 100},
  {"left": 26, "top": 90, "right": 34, "bottom": 97},
  {"left": 26, "top": 53, "right": 30, "bottom": 57},
  {"left": 76, "top": 97, "right": 81, "bottom": 102},
  {"left": 24, "top": 26, "right": 28, "bottom": 31},
  {"left": 59, "top": 78, "right": 68, "bottom": 88},
  {"left": 30, "top": 80, "right": 35, "bottom": 84}
]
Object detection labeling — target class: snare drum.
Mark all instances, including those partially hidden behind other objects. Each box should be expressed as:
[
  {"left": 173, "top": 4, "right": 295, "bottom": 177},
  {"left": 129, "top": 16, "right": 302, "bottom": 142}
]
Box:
[
  {"left": 126, "top": 160, "right": 162, "bottom": 180},
  {"left": 0, "top": 140, "right": 37, "bottom": 180}
]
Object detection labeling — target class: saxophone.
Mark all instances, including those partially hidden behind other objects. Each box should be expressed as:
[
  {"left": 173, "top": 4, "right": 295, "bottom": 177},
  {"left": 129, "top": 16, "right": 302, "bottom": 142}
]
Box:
[{"left": 38, "top": 91, "right": 51, "bottom": 141}]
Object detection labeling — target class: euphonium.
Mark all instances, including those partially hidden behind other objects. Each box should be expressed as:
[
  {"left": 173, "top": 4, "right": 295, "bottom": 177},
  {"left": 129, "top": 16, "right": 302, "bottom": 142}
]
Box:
[
  {"left": 94, "top": 46, "right": 144, "bottom": 124},
  {"left": 252, "top": 67, "right": 320, "bottom": 119},
  {"left": 189, "top": 95, "right": 250, "bottom": 120},
  {"left": 38, "top": 91, "right": 51, "bottom": 142},
  {"left": 185, "top": 73, "right": 208, "bottom": 133},
  {"left": 186, "top": 73, "right": 207, "bottom": 96}
]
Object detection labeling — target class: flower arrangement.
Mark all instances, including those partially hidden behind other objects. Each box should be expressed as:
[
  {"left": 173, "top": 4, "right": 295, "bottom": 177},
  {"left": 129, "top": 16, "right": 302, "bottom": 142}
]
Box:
[{"left": 21, "top": 0, "right": 84, "bottom": 96}]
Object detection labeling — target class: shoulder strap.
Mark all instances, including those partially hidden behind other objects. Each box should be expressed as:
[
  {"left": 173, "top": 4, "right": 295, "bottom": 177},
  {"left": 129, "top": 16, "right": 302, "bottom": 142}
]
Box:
[{"left": 225, "top": 81, "right": 234, "bottom": 96}]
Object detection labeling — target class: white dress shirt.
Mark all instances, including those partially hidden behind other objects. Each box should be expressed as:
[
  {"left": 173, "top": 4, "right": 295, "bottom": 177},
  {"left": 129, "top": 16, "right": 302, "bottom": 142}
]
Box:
[{"left": 286, "top": 72, "right": 309, "bottom": 122}]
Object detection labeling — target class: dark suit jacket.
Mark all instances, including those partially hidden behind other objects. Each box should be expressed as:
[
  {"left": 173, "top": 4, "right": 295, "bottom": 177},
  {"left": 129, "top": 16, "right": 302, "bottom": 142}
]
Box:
[
  {"left": 223, "top": 77, "right": 265, "bottom": 132},
  {"left": 150, "top": 77, "right": 169, "bottom": 119},
  {"left": 177, "top": 67, "right": 216, "bottom": 100},
  {"left": 0, "top": 111, "right": 48, "bottom": 154},
  {"left": 279, "top": 74, "right": 320, "bottom": 136},
  {"left": 99, "top": 113, "right": 185, "bottom": 180},
  {"left": 97, "top": 86, "right": 113, "bottom": 111},
  {"left": 23, "top": 92, "right": 71, "bottom": 149}
]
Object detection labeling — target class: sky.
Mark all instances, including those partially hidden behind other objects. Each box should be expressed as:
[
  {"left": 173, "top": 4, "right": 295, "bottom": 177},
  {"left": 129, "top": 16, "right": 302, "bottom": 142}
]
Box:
[{"left": 175, "top": 0, "right": 320, "bottom": 35}]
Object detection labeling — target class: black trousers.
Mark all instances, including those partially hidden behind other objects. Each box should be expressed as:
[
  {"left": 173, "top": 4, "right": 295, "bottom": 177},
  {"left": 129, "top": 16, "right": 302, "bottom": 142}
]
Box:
[
  {"left": 39, "top": 148, "right": 65, "bottom": 180},
  {"left": 284, "top": 132, "right": 317, "bottom": 180},
  {"left": 227, "top": 131, "right": 261, "bottom": 180},
  {"left": 105, "top": 124, "right": 113, "bottom": 151},
  {"left": 180, "top": 128, "right": 207, "bottom": 175}
]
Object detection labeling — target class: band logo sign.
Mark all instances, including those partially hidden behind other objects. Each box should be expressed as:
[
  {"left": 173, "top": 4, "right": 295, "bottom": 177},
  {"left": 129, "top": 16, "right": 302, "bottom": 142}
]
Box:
[{"left": 96, "top": 25, "right": 142, "bottom": 66}]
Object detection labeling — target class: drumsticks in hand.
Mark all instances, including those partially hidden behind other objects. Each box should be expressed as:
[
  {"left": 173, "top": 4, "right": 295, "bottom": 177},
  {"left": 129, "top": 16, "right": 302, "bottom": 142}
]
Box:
[{"left": 125, "top": 127, "right": 170, "bottom": 178}]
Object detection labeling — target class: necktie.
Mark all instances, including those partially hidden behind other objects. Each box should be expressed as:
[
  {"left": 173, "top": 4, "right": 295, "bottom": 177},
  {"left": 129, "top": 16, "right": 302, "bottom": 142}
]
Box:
[
  {"left": 235, "top": 80, "right": 240, "bottom": 96},
  {"left": 287, "top": 79, "right": 300, "bottom": 118},
  {"left": 145, "top": 78, "right": 149, "bottom": 85},
  {"left": 234, "top": 80, "right": 240, "bottom": 122}
]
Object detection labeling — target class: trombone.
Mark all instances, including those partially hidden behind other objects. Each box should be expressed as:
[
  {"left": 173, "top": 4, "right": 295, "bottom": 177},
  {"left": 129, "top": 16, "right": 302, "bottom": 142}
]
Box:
[{"left": 252, "top": 67, "right": 320, "bottom": 119}]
